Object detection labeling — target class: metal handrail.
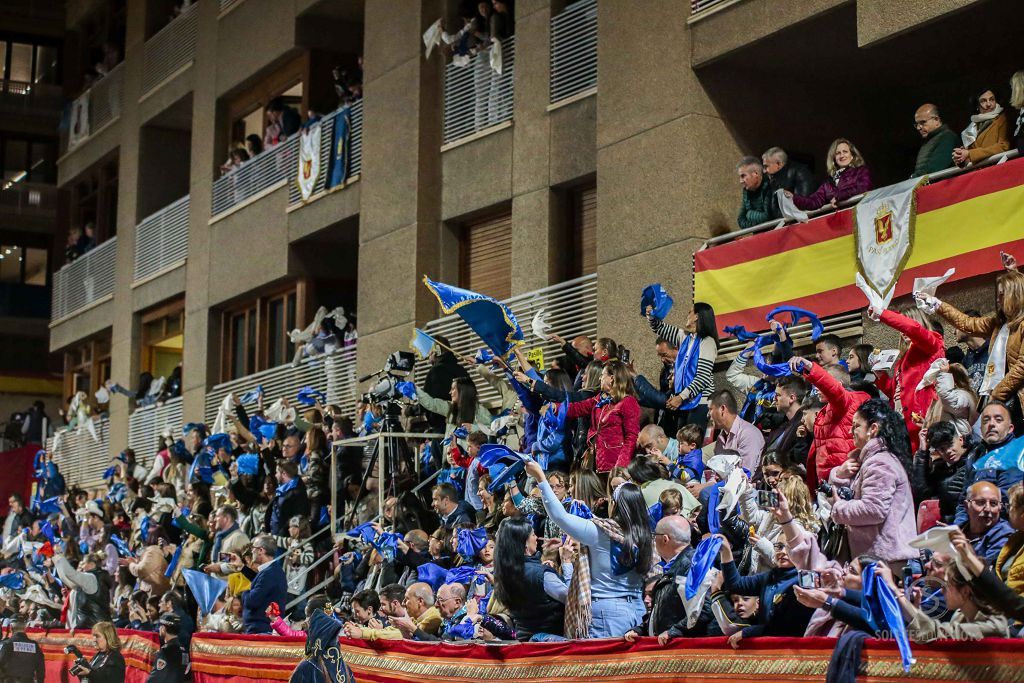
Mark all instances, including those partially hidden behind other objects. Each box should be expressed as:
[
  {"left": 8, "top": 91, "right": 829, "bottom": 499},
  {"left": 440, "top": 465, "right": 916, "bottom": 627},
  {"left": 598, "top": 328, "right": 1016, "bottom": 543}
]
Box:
[
  {"left": 134, "top": 194, "right": 190, "bottom": 282},
  {"left": 550, "top": 0, "right": 597, "bottom": 105},
  {"left": 691, "top": 0, "right": 734, "bottom": 15},
  {"left": 286, "top": 100, "right": 364, "bottom": 205},
  {"left": 705, "top": 149, "right": 1022, "bottom": 248},
  {"left": 46, "top": 417, "right": 111, "bottom": 490},
  {"left": 443, "top": 36, "right": 516, "bottom": 144},
  {"left": 211, "top": 135, "right": 298, "bottom": 216},
  {"left": 51, "top": 237, "right": 117, "bottom": 321},
  {"left": 141, "top": 2, "right": 199, "bottom": 95}
]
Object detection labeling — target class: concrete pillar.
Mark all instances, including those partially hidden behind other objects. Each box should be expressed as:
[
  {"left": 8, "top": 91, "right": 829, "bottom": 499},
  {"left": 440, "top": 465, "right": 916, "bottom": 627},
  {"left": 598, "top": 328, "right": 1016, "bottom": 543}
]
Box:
[
  {"left": 356, "top": 0, "right": 444, "bottom": 378},
  {"left": 594, "top": 0, "right": 741, "bottom": 380}
]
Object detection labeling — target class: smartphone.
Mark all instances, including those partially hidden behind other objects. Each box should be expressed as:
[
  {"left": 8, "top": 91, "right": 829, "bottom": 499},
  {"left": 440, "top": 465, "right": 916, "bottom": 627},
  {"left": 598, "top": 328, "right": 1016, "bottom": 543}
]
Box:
[
  {"left": 620, "top": 349, "right": 631, "bottom": 364},
  {"left": 797, "top": 570, "right": 818, "bottom": 589},
  {"left": 902, "top": 566, "right": 915, "bottom": 599},
  {"left": 757, "top": 490, "right": 778, "bottom": 509},
  {"left": 219, "top": 553, "right": 233, "bottom": 564}
]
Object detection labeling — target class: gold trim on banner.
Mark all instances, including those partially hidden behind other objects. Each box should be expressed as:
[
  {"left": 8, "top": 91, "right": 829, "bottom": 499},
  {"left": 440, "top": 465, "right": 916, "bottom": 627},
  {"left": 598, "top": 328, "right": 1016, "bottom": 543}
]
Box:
[{"left": 191, "top": 638, "right": 306, "bottom": 659}]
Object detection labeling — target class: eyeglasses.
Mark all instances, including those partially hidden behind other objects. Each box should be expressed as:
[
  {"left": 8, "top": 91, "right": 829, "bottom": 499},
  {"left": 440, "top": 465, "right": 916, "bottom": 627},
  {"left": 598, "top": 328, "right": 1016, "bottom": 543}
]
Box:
[
  {"left": 967, "top": 498, "right": 1005, "bottom": 511},
  {"left": 913, "top": 116, "right": 937, "bottom": 129}
]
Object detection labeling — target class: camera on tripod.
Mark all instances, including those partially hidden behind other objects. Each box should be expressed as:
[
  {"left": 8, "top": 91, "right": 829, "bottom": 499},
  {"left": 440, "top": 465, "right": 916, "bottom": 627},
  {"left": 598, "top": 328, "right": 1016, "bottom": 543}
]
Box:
[{"left": 361, "top": 351, "right": 416, "bottom": 404}]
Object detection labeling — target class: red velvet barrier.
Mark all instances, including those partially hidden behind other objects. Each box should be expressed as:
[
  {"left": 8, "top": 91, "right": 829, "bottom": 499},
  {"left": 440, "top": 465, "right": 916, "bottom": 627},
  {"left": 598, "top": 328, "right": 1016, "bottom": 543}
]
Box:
[{"left": 34, "top": 628, "right": 1024, "bottom": 682}]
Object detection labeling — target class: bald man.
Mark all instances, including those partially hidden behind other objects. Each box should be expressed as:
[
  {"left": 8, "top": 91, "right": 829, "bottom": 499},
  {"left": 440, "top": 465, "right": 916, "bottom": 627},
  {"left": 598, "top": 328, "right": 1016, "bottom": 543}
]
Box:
[
  {"left": 625, "top": 515, "right": 716, "bottom": 643},
  {"left": 912, "top": 103, "right": 958, "bottom": 177},
  {"left": 961, "top": 481, "right": 1013, "bottom": 563}
]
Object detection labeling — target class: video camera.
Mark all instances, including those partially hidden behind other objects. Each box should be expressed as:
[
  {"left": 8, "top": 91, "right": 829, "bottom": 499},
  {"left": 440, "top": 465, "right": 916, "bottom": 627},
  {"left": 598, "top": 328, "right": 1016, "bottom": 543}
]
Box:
[{"left": 360, "top": 351, "right": 416, "bottom": 404}]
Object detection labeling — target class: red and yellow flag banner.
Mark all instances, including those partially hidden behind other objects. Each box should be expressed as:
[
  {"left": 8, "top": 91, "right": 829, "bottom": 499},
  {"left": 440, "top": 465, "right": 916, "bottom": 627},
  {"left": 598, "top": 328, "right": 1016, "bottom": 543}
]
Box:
[{"left": 695, "top": 157, "right": 1024, "bottom": 334}]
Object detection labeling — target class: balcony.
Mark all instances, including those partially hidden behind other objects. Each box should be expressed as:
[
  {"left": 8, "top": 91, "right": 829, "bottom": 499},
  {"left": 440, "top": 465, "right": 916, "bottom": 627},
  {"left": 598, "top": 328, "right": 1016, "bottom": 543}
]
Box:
[
  {"left": 694, "top": 152, "right": 1024, "bottom": 338},
  {"left": 550, "top": 0, "right": 597, "bottom": 107},
  {"left": 287, "top": 101, "right": 364, "bottom": 206},
  {"left": 51, "top": 237, "right": 117, "bottom": 323},
  {"left": 211, "top": 136, "right": 297, "bottom": 217},
  {"left": 134, "top": 194, "right": 190, "bottom": 284},
  {"left": 219, "top": 0, "right": 244, "bottom": 15},
  {"left": 141, "top": 1, "right": 199, "bottom": 98},
  {"left": 689, "top": 0, "right": 738, "bottom": 19},
  {"left": 47, "top": 417, "right": 110, "bottom": 489},
  {"left": 204, "top": 344, "right": 358, "bottom": 424},
  {"left": 127, "top": 396, "right": 183, "bottom": 458},
  {"left": 442, "top": 36, "right": 516, "bottom": 146},
  {"left": 0, "top": 80, "right": 63, "bottom": 117},
  {"left": 413, "top": 274, "right": 597, "bottom": 406},
  {"left": 0, "top": 182, "right": 57, "bottom": 219},
  {"left": 65, "top": 63, "right": 124, "bottom": 152}
]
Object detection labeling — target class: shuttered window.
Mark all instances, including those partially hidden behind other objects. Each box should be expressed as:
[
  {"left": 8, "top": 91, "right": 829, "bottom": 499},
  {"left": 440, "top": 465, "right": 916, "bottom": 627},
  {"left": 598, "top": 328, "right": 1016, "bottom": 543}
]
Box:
[
  {"left": 461, "top": 211, "right": 512, "bottom": 299},
  {"left": 573, "top": 184, "right": 597, "bottom": 276}
]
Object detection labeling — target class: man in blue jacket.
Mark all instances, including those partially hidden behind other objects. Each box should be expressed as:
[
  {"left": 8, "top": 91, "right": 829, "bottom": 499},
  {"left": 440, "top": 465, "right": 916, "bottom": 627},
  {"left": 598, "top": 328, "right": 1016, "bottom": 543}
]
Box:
[{"left": 241, "top": 534, "right": 290, "bottom": 634}]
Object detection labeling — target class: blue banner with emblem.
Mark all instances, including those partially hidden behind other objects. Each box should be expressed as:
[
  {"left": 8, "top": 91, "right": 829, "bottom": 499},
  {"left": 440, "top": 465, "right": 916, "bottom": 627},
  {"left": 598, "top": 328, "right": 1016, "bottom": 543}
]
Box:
[{"left": 325, "top": 105, "right": 352, "bottom": 190}]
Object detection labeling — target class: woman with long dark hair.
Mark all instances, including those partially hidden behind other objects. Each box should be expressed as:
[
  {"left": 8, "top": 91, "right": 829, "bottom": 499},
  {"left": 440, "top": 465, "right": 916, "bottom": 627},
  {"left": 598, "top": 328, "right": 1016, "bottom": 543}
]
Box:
[
  {"left": 415, "top": 376, "right": 493, "bottom": 439},
  {"left": 953, "top": 86, "right": 1011, "bottom": 167},
  {"left": 525, "top": 459, "right": 652, "bottom": 638},
  {"left": 826, "top": 398, "right": 917, "bottom": 568},
  {"left": 648, "top": 302, "right": 719, "bottom": 436},
  {"left": 492, "top": 517, "right": 572, "bottom": 641}
]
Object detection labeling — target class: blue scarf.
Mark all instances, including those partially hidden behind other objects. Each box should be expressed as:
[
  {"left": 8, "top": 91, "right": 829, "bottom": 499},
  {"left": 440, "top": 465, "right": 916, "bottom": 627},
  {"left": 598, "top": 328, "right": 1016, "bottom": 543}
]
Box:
[
  {"left": 275, "top": 478, "right": 299, "bottom": 498},
  {"left": 211, "top": 523, "right": 239, "bottom": 560},
  {"left": 861, "top": 563, "right": 913, "bottom": 672},
  {"left": 673, "top": 334, "right": 703, "bottom": 410}
]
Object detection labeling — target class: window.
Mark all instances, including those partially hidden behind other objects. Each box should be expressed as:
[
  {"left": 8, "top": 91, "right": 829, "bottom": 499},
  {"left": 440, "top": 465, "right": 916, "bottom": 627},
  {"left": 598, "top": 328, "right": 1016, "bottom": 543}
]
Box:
[
  {"left": 140, "top": 300, "right": 184, "bottom": 381},
  {"left": 569, "top": 184, "right": 597, "bottom": 278},
  {"left": 0, "top": 40, "right": 61, "bottom": 86},
  {"left": 0, "top": 244, "right": 47, "bottom": 285},
  {"left": 221, "top": 283, "right": 303, "bottom": 381},
  {"left": 67, "top": 155, "right": 118, "bottom": 246},
  {"left": 8, "top": 43, "right": 32, "bottom": 82},
  {"left": 63, "top": 335, "right": 111, "bottom": 400},
  {"left": 460, "top": 210, "right": 512, "bottom": 300}
]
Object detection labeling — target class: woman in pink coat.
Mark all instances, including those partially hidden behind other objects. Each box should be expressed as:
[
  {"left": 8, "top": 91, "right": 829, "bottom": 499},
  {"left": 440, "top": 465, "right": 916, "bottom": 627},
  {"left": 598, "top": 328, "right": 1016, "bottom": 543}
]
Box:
[{"left": 827, "top": 398, "right": 918, "bottom": 568}]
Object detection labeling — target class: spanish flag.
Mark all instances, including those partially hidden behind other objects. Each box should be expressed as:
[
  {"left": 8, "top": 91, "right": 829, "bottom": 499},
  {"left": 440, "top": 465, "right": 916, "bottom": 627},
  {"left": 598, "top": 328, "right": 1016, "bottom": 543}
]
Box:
[{"left": 695, "top": 157, "right": 1024, "bottom": 334}]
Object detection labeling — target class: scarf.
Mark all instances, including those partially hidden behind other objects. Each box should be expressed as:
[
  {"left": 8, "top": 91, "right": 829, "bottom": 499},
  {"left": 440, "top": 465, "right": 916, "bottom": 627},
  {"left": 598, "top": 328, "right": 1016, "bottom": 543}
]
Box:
[
  {"left": 831, "top": 165, "right": 847, "bottom": 186},
  {"left": 275, "top": 477, "right": 299, "bottom": 498},
  {"left": 564, "top": 546, "right": 593, "bottom": 639},
  {"left": 673, "top": 334, "right": 703, "bottom": 410},
  {"left": 211, "top": 523, "right": 239, "bottom": 560},
  {"left": 961, "top": 105, "right": 1004, "bottom": 148}
]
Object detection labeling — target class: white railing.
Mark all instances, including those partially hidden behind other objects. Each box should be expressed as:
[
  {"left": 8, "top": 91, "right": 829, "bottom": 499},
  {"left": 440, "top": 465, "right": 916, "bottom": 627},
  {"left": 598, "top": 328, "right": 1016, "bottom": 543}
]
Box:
[
  {"left": 414, "top": 274, "right": 597, "bottom": 406},
  {"left": 204, "top": 344, "right": 359, "bottom": 424},
  {"left": 443, "top": 36, "right": 515, "bottom": 145},
  {"left": 211, "top": 135, "right": 298, "bottom": 216},
  {"left": 0, "top": 182, "right": 57, "bottom": 217},
  {"left": 550, "top": 0, "right": 597, "bottom": 105},
  {"left": 141, "top": 2, "right": 199, "bottom": 95},
  {"left": 691, "top": 0, "right": 732, "bottom": 15},
  {"left": 51, "top": 237, "right": 117, "bottom": 322},
  {"left": 287, "top": 100, "right": 364, "bottom": 205},
  {"left": 219, "top": 0, "right": 243, "bottom": 14},
  {"left": 66, "top": 63, "right": 124, "bottom": 151},
  {"left": 47, "top": 417, "right": 110, "bottom": 490},
  {"left": 127, "top": 396, "right": 183, "bottom": 459},
  {"left": 134, "top": 194, "right": 189, "bottom": 282}
]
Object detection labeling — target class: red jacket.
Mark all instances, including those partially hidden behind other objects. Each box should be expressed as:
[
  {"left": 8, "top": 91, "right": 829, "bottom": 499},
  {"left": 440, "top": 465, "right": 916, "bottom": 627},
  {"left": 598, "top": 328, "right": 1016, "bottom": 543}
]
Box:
[
  {"left": 873, "top": 309, "right": 945, "bottom": 448},
  {"left": 804, "top": 362, "right": 870, "bottom": 488},
  {"left": 566, "top": 394, "right": 641, "bottom": 472}
]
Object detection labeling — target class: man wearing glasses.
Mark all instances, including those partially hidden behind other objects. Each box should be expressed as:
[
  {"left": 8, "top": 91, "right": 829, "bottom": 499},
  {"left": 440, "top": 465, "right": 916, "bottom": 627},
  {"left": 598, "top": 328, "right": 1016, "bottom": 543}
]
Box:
[
  {"left": 911, "top": 103, "right": 958, "bottom": 177},
  {"left": 961, "top": 481, "right": 1013, "bottom": 563},
  {"left": 239, "top": 535, "right": 289, "bottom": 634}
]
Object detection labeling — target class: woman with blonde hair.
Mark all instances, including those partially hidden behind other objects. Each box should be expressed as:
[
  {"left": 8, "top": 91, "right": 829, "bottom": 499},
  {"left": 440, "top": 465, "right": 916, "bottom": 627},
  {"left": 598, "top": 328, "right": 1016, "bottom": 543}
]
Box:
[
  {"left": 69, "top": 621, "right": 125, "bottom": 682},
  {"left": 1011, "top": 70, "right": 1024, "bottom": 154},
  {"left": 920, "top": 360, "right": 980, "bottom": 435},
  {"left": 740, "top": 474, "right": 819, "bottom": 573},
  {"left": 918, "top": 270, "right": 1024, "bottom": 431},
  {"left": 788, "top": 138, "right": 872, "bottom": 210}
]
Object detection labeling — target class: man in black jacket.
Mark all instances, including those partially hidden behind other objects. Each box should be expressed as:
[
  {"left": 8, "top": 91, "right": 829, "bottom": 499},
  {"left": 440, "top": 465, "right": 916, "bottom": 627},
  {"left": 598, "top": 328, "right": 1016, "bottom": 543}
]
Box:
[
  {"left": 625, "top": 516, "right": 718, "bottom": 643},
  {"left": 0, "top": 618, "right": 44, "bottom": 682},
  {"left": 264, "top": 460, "right": 310, "bottom": 536},
  {"left": 762, "top": 147, "right": 815, "bottom": 197}
]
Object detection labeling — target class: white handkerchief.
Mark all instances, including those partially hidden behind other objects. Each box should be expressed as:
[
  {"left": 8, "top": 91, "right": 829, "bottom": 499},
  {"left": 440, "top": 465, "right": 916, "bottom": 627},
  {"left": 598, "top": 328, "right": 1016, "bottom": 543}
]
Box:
[
  {"left": 489, "top": 38, "right": 503, "bottom": 74},
  {"left": 531, "top": 309, "right": 551, "bottom": 341},
  {"left": 775, "top": 189, "right": 809, "bottom": 223},
  {"left": 677, "top": 568, "right": 720, "bottom": 629},
  {"left": 717, "top": 468, "right": 745, "bottom": 522},
  {"left": 912, "top": 268, "right": 955, "bottom": 299},
  {"left": 706, "top": 454, "right": 740, "bottom": 481},
  {"left": 908, "top": 525, "right": 969, "bottom": 579},
  {"left": 422, "top": 18, "right": 443, "bottom": 60},
  {"left": 212, "top": 393, "right": 234, "bottom": 435},
  {"left": 94, "top": 387, "right": 110, "bottom": 404}
]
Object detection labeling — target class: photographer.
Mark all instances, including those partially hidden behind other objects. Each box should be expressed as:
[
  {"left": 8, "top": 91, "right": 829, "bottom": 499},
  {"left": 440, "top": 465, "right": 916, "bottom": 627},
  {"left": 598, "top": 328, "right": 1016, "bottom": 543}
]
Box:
[{"left": 68, "top": 621, "right": 125, "bottom": 683}]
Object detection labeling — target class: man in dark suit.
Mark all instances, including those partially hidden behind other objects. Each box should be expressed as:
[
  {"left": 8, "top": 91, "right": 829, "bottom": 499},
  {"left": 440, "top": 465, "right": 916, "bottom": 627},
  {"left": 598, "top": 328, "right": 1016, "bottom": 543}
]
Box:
[
  {"left": 264, "top": 460, "right": 310, "bottom": 536},
  {"left": 240, "top": 535, "right": 290, "bottom": 634}
]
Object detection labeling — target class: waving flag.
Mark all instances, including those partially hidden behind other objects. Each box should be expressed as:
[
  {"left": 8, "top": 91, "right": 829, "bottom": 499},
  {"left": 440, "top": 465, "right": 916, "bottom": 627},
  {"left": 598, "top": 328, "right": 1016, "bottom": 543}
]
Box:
[
  {"left": 862, "top": 563, "right": 914, "bottom": 671},
  {"left": 34, "top": 497, "right": 62, "bottom": 516},
  {"left": 423, "top": 276, "right": 524, "bottom": 358},
  {"left": 641, "top": 284, "right": 674, "bottom": 320},
  {"left": 346, "top": 522, "right": 378, "bottom": 544},
  {"left": 766, "top": 305, "right": 824, "bottom": 341},
  {"left": 239, "top": 385, "right": 264, "bottom": 405},
  {"left": 164, "top": 545, "right": 183, "bottom": 578},
  {"left": 456, "top": 527, "right": 489, "bottom": 560},
  {"left": 418, "top": 563, "right": 447, "bottom": 592},
  {"left": 296, "top": 386, "right": 327, "bottom": 406},
  {"left": 39, "top": 520, "right": 57, "bottom": 544},
  {"left": 183, "top": 568, "right": 228, "bottom": 616},
  {"left": 0, "top": 573, "right": 25, "bottom": 590},
  {"left": 410, "top": 328, "right": 438, "bottom": 359},
  {"left": 110, "top": 534, "right": 135, "bottom": 558}
]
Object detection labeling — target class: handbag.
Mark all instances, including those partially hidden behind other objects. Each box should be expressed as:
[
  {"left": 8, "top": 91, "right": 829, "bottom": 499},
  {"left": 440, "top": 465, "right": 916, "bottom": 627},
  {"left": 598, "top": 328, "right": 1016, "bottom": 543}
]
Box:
[
  {"left": 575, "top": 397, "right": 619, "bottom": 472},
  {"left": 820, "top": 519, "right": 850, "bottom": 563}
]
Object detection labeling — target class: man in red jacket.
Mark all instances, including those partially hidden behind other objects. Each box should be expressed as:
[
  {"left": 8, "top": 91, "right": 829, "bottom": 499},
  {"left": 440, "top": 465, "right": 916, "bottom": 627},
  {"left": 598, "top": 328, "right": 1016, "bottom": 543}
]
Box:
[{"left": 788, "top": 357, "right": 871, "bottom": 490}]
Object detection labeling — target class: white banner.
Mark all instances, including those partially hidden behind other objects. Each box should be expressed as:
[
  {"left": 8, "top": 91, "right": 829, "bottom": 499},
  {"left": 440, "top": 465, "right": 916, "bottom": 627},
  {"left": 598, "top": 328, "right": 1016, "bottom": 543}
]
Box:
[
  {"left": 853, "top": 177, "right": 926, "bottom": 298},
  {"left": 296, "top": 123, "right": 321, "bottom": 201},
  {"left": 68, "top": 90, "right": 91, "bottom": 150}
]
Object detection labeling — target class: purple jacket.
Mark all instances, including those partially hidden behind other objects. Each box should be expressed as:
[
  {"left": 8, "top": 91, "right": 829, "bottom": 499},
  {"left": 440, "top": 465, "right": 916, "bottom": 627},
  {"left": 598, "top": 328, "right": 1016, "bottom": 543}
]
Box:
[
  {"left": 829, "top": 438, "right": 917, "bottom": 563},
  {"left": 793, "top": 165, "right": 872, "bottom": 210}
]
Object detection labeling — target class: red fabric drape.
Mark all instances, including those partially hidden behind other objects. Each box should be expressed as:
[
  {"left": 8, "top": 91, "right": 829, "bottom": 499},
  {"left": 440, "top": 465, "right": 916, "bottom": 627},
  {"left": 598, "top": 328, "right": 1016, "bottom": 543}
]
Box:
[{"left": 0, "top": 444, "right": 38, "bottom": 516}]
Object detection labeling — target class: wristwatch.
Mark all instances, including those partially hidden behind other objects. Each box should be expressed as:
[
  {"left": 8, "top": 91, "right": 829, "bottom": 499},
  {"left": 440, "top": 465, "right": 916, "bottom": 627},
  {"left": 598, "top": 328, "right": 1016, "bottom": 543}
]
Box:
[{"left": 822, "top": 596, "right": 836, "bottom": 611}]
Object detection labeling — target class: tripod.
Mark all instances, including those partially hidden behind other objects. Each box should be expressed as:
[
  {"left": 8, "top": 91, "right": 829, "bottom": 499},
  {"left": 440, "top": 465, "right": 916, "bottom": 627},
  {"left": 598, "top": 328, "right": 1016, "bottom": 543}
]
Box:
[{"left": 345, "top": 402, "right": 415, "bottom": 528}]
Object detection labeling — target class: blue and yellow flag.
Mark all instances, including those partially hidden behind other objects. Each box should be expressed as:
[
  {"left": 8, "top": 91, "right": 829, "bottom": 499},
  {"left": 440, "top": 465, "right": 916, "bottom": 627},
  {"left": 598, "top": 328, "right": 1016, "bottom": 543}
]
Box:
[
  {"left": 410, "top": 328, "right": 437, "bottom": 359},
  {"left": 325, "top": 105, "right": 352, "bottom": 190},
  {"left": 423, "top": 276, "right": 524, "bottom": 358}
]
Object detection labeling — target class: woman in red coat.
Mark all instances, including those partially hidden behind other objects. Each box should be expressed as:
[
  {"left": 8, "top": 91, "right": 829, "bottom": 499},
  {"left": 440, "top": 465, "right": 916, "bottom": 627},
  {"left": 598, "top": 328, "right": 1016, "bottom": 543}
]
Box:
[
  {"left": 565, "top": 361, "right": 641, "bottom": 473},
  {"left": 868, "top": 305, "right": 945, "bottom": 448}
]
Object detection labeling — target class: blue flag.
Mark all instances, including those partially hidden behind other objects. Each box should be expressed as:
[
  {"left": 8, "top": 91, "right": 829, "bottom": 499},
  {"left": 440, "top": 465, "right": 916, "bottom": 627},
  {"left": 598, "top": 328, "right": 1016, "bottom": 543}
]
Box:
[
  {"left": 417, "top": 562, "right": 447, "bottom": 591},
  {"left": 236, "top": 454, "right": 260, "bottom": 476},
  {"left": 0, "top": 573, "right": 25, "bottom": 590},
  {"left": 345, "top": 522, "right": 378, "bottom": 544},
  {"left": 861, "top": 563, "right": 913, "bottom": 671},
  {"left": 410, "top": 328, "right": 437, "bottom": 360},
  {"left": 325, "top": 104, "right": 352, "bottom": 190},
  {"left": 182, "top": 568, "right": 228, "bottom": 616},
  {"left": 685, "top": 535, "right": 723, "bottom": 600},
  {"left": 164, "top": 545, "right": 183, "bottom": 578},
  {"left": 101, "top": 465, "right": 117, "bottom": 480},
  {"left": 140, "top": 517, "right": 151, "bottom": 543},
  {"left": 974, "top": 434, "right": 1024, "bottom": 472},
  {"left": 456, "top": 527, "right": 488, "bottom": 560},
  {"left": 110, "top": 534, "right": 135, "bottom": 558},
  {"left": 640, "top": 284, "right": 674, "bottom": 319},
  {"left": 423, "top": 276, "right": 524, "bottom": 359},
  {"left": 39, "top": 520, "right": 57, "bottom": 544},
  {"left": 296, "top": 386, "right": 327, "bottom": 406},
  {"left": 239, "top": 385, "right": 264, "bottom": 405},
  {"left": 753, "top": 334, "right": 793, "bottom": 378},
  {"left": 35, "top": 497, "right": 62, "bottom": 516}
]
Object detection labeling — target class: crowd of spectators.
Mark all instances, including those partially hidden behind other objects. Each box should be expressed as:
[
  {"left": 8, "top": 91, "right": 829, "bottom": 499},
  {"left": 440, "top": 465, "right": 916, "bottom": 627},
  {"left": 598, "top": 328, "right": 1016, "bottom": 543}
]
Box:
[
  {"left": 3, "top": 253, "right": 1024, "bottom": 678},
  {"left": 737, "top": 72, "right": 1024, "bottom": 229}
]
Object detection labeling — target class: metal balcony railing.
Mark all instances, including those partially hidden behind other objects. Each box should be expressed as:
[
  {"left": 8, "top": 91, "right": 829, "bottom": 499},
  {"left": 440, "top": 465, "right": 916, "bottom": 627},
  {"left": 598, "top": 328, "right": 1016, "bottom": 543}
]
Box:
[
  {"left": 141, "top": 2, "right": 199, "bottom": 96},
  {"left": 47, "top": 417, "right": 110, "bottom": 490},
  {"left": 134, "top": 194, "right": 190, "bottom": 283},
  {"left": 0, "top": 182, "right": 57, "bottom": 217},
  {"left": 204, "top": 344, "right": 359, "bottom": 424},
  {"left": 219, "top": 0, "right": 243, "bottom": 14},
  {"left": 51, "top": 237, "right": 117, "bottom": 322},
  {"left": 414, "top": 274, "right": 597, "bottom": 407},
  {"left": 128, "top": 397, "right": 183, "bottom": 459},
  {"left": 211, "top": 136, "right": 298, "bottom": 216},
  {"left": 287, "top": 100, "right": 363, "bottom": 205},
  {"left": 66, "top": 63, "right": 124, "bottom": 152},
  {"left": 443, "top": 36, "right": 515, "bottom": 145},
  {"left": 0, "top": 80, "right": 63, "bottom": 114},
  {"left": 550, "top": 0, "right": 597, "bottom": 105},
  {"left": 691, "top": 0, "right": 732, "bottom": 15}
]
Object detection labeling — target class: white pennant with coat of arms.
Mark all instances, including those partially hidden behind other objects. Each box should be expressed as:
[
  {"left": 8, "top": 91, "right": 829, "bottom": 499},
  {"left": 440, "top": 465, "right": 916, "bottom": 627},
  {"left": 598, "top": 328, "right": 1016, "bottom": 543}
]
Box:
[
  {"left": 853, "top": 177, "right": 926, "bottom": 299},
  {"left": 296, "top": 123, "right": 322, "bottom": 201}
]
